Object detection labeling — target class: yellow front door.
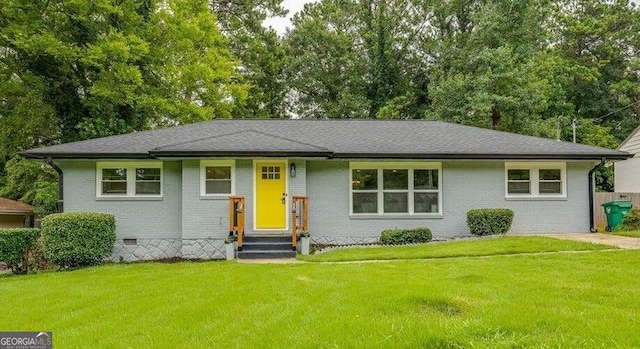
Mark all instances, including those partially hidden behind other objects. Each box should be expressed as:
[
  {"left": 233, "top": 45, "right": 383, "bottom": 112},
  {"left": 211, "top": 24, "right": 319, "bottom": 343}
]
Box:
[{"left": 255, "top": 162, "right": 287, "bottom": 229}]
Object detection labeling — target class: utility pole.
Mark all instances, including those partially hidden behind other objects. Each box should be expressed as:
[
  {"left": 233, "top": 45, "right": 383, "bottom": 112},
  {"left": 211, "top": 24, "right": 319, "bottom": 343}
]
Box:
[{"left": 572, "top": 119, "right": 577, "bottom": 143}]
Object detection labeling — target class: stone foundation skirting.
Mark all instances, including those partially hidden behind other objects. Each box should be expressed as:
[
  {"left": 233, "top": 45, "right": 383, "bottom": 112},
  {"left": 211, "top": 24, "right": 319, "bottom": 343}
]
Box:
[
  {"left": 312, "top": 235, "right": 379, "bottom": 246},
  {"left": 181, "top": 239, "right": 226, "bottom": 259},
  {"left": 112, "top": 235, "right": 395, "bottom": 262},
  {"left": 111, "top": 238, "right": 227, "bottom": 262}
]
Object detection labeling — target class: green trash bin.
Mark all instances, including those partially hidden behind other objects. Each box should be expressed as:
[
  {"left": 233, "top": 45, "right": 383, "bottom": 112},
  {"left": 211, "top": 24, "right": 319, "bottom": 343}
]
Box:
[{"left": 602, "top": 200, "right": 633, "bottom": 232}]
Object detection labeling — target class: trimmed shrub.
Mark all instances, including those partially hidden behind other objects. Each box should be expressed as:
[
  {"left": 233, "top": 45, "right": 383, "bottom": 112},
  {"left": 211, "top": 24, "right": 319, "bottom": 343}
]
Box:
[
  {"left": 615, "top": 209, "right": 640, "bottom": 231},
  {"left": 0, "top": 228, "right": 40, "bottom": 274},
  {"left": 467, "top": 208, "right": 514, "bottom": 236},
  {"left": 380, "top": 227, "right": 432, "bottom": 245},
  {"left": 41, "top": 212, "right": 116, "bottom": 269},
  {"left": 29, "top": 237, "right": 55, "bottom": 271}
]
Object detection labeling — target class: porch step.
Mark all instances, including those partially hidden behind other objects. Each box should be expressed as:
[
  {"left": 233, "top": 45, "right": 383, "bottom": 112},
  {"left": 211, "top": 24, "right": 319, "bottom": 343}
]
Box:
[
  {"left": 237, "top": 250, "right": 297, "bottom": 259},
  {"left": 243, "top": 235, "right": 291, "bottom": 243},
  {"left": 240, "top": 242, "right": 293, "bottom": 251},
  {"left": 238, "top": 235, "right": 296, "bottom": 259}
]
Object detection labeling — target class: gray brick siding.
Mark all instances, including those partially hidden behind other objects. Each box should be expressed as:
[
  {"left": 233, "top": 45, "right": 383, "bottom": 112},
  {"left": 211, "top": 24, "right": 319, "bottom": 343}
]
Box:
[
  {"left": 306, "top": 160, "right": 593, "bottom": 242},
  {"left": 181, "top": 160, "right": 230, "bottom": 239},
  {"left": 58, "top": 158, "right": 594, "bottom": 260},
  {"left": 59, "top": 161, "right": 182, "bottom": 239}
]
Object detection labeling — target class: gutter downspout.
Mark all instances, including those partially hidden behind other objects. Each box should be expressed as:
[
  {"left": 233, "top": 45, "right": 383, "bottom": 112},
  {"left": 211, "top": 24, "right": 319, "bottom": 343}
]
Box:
[
  {"left": 588, "top": 158, "right": 606, "bottom": 233},
  {"left": 45, "top": 158, "right": 64, "bottom": 213}
]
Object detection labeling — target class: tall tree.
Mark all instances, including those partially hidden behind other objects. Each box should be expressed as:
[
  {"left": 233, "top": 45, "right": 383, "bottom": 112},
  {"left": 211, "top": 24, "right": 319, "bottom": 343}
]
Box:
[
  {"left": 362, "top": 0, "right": 432, "bottom": 119},
  {"left": 0, "top": 0, "right": 247, "bottom": 212},
  {"left": 286, "top": 0, "right": 370, "bottom": 118},
  {"left": 426, "top": 0, "right": 553, "bottom": 134},
  {"left": 0, "top": 0, "right": 247, "bottom": 144},
  {"left": 285, "top": 0, "right": 431, "bottom": 119},
  {"left": 551, "top": 0, "right": 640, "bottom": 141},
  {"left": 211, "top": 0, "right": 289, "bottom": 118}
]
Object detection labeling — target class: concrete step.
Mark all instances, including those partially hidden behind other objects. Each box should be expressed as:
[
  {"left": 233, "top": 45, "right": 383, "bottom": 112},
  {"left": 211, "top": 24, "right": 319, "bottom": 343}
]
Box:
[
  {"left": 237, "top": 235, "right": 296, "bottom": 259},
  {"left": 237, "top": 250, "right": 297, "bottom": 259},
  {"left": 243, "top": 235, "right": 291, "bottom": 243},
  {"left": 241, "top": 242, "right": 294, "bottom": 251}
]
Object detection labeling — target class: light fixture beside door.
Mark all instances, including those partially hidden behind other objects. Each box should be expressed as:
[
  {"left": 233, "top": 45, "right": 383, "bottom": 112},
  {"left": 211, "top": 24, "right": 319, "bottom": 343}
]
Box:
[{"left": 290, "top": 162, "right": 296, "bottom": 178}]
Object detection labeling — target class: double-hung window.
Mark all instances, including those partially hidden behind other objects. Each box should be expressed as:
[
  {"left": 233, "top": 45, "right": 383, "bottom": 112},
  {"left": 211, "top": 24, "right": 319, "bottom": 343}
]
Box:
[
  {"left": 97, "top": 162, "right": 163, "bottom": 197},
  {"left": 352, "top": 169, "right": 379, "bottom": 214},
  {"left": 200, "top": 160, "right": 235, "bottom": 196},
  {"left": 505, "top": 162, "right": 566, "bottom": 198},
  {"left": 351, "top": 162, "right": 441, "bottom": 215},
  {"left": 413, "top": 169, "right": 440, "bottom": 213},
  {"left": 101, "top": 168, "right": 128, "bottom": 195},
  {"left": 135, "top": 168, "right": 162, "bottom": 195}
]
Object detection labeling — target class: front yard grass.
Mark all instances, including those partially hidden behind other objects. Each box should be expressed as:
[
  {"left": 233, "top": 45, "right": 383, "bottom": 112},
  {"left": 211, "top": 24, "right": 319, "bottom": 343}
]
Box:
[
  {"left": 611, "top": 230, "right": 640, "bottom": 238},
  {"left": 299, "top": 236, "right": 613, "bottom": 262},
  {"left": 1, "top": 243, "right": 638, "bottom": 347}
]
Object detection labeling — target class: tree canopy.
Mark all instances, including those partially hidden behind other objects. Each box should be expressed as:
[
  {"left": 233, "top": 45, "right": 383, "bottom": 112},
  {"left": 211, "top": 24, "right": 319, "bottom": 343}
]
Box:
[{"left": 0, "top": 0, "right": 247, "bottom": 213}]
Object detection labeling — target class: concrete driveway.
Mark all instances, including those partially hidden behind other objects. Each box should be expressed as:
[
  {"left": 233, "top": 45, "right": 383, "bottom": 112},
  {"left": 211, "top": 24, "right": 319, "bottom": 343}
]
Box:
[{"left": 530, "top": 233, "right": 640, "bottom": 250}]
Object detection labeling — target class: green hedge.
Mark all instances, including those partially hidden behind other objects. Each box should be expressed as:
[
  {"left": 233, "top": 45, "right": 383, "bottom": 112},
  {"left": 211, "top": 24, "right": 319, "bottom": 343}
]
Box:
[
  {"left": 41, "top": 212, "right": 116, "bottom": 269},
  {"left": 380, "top": 227, "right": 432, "bottom": 245},
  {"left": 467, "top": 208, "right": 514, "bottom": 236},
  {"left": 0, "top": 228, "right": 40, "bottom": 274}
]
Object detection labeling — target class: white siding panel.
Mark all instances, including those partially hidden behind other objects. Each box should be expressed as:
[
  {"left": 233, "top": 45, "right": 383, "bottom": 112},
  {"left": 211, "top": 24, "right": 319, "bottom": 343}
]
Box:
[
  {"left": 615, "top": 157, "right": 640, "bottom": 192},
  {"left": 619, "top": 129, "right": 640, "bottom": 153}
]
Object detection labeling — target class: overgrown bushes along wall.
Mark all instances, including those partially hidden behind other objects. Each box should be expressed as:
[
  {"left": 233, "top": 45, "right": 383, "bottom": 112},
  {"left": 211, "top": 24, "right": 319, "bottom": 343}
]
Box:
[
  {"left": 41, "top": 212, "right": 116, "bottom": 269},
  {"left": 615, "top": 209, "right": 640, "bottom": 231},
  {"left": 380, "top": 227, "right": 432, "bottom": 245},
  {"left": 0, "top": 228, "right": 40, "bottom": 274},
  {"left": 467, "top": 208, "right": 514, "bottom": 236}
]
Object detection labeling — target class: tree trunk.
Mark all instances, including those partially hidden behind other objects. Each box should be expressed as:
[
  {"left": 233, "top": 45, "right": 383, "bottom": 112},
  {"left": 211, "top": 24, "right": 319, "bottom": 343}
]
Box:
[{"left": 491, "top": 105, "right": 501, "bottom": 130}]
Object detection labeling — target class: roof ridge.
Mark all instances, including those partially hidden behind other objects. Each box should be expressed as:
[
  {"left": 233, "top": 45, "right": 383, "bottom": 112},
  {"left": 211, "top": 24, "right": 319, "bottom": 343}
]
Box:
[
  {"left": 152, "top": 129, "right": 250, "bottom": 151},
  {"left": 206, "top": 118, "right": 439, "bottom": 122},
  {"left": 152, "top": 129, "right": 330, "bottom": 152},
  {"left": 247, "top": 129, "right": 330, "bottom": 151}
]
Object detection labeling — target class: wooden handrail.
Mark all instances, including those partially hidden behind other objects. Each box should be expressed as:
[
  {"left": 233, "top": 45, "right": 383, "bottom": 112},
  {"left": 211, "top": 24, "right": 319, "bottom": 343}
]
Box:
[
  {"left": 291, "top": 196, "right": 309, "bottom": 249},
  {"left": 229, "top": 196, "right": 245, "bottom": 250}
]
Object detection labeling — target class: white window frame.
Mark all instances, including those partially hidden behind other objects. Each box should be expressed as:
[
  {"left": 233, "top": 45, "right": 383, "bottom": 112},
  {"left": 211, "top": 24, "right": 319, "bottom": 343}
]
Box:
[
  {"left": 505, "top": 162, "right": 567, "bottom": 198},
  {"left": 200, "top": 160, "right": 236, "bottom": 197},
  {"left": 349, "top": 162, "right": 442, "bottom": 216},
  {"left": 96, "top": 161, "right": 163, "bottom": 198}
]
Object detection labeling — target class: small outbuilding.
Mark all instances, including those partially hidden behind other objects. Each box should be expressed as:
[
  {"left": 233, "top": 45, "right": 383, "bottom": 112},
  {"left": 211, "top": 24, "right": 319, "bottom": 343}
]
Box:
[{"left": 0, "top": 197, "right": 35, "bottom": 228}]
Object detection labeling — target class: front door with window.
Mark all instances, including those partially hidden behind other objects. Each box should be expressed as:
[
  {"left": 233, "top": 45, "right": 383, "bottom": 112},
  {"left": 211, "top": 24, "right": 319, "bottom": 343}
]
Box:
[{"left": 255, "top": 162, "right": 287, "bottom": 230}]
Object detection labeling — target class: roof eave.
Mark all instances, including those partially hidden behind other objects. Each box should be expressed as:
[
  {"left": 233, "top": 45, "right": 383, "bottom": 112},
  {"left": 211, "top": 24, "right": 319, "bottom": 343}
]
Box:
[
  {"left": 0, "top": 209, "right": 34, "bottom": 214},
  {"left": 21, "top": 151, "right": 632, "bottom": 161},
  {"left": 21, "top": 152, "right": 154, "bottom": 160},
  {"left": 331, "top": 153, "right": 633, "bottom": 161}
]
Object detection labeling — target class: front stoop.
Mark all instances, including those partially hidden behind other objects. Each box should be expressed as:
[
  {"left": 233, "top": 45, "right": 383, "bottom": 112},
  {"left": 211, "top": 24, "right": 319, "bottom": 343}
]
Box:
[{"left": 237, "top": 235, "right": 296, "bottom": 259}]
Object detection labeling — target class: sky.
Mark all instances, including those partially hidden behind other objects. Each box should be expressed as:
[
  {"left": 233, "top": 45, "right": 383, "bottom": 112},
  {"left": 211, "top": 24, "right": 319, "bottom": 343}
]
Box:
[{"left": 262, "top": 0, "right": 319, "bottom": 35}]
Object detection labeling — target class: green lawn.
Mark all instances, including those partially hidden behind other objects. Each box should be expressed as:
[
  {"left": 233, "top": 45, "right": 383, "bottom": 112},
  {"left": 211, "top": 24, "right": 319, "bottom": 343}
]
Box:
[
  {"left": 300, "top": 236, "right": 613, "bottom": 262},
  {"left": 611, "top": 230, "right": 640, "bottom": 238},
  {"left": 1, "top": 240, "right": 639, "bottom": 347}
]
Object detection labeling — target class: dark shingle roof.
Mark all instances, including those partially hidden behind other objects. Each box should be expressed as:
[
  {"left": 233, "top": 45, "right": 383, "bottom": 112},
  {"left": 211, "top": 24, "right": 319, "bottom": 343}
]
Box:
[
  {"left": 22, "top": 119, "right": 630, "bottom": 160},
  {"left": 151, "top": 130, "right": 331, "bottom": 157}
]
